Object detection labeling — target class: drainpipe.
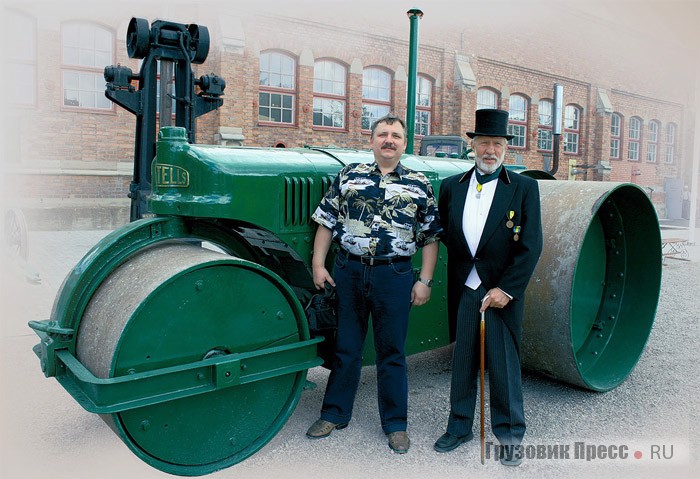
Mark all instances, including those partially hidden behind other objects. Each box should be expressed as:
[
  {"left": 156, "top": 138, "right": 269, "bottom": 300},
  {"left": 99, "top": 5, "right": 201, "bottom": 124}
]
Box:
[
  {"left": 405, "top": 8, "right": 423, "bottom": 154},
  {"left": 550, "top": 83, "right": 564, "bottom": 176}
]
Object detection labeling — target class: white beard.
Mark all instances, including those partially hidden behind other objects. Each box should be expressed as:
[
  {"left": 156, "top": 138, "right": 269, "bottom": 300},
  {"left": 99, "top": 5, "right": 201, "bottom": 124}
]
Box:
[{"left": 475, "top": 154, "right": 504, "bottom": 175}]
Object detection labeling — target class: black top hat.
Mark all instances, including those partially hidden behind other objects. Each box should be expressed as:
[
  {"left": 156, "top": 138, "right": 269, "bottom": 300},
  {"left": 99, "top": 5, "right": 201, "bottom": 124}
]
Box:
[{"left": 466, "top": 109, "right": 514, "bottom": 140}]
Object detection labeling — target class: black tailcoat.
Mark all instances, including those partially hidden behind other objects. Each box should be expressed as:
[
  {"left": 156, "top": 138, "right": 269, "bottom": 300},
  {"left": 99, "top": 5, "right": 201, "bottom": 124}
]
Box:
[{"left": 438, "top": 166, "right": 543, "bottom": 347}]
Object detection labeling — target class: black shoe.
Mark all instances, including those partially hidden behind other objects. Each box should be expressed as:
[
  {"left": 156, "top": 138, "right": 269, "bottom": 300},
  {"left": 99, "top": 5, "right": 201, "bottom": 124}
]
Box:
[
  {"left": 499, "top": 445, "right": 523, "bottom": 466},
  {"left": 433, "top": 432, "right": 474, "bottom": 452}
]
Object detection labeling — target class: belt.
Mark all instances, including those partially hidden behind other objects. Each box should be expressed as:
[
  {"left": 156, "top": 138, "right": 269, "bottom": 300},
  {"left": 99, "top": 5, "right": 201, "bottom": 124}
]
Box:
[{"left": 342, "top": 252, "right": 411, "bottom": 266}]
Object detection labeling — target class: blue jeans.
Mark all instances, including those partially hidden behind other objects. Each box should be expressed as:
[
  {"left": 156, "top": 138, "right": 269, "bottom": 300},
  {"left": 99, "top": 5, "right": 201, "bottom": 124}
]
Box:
[{"left": 320, "top": 253, "right": 414, "bottom": 434}]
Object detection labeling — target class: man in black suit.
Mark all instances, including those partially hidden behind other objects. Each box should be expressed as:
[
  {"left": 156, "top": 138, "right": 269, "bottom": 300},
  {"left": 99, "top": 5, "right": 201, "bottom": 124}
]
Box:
[{"left": 434, "top": 109, "right": 543, "bottom": 466}]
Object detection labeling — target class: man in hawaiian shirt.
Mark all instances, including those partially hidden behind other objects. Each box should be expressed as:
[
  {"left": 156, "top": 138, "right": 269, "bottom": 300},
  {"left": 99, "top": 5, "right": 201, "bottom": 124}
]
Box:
[{"left": 306, "top": 115, "right": 441, "bottom": 454}]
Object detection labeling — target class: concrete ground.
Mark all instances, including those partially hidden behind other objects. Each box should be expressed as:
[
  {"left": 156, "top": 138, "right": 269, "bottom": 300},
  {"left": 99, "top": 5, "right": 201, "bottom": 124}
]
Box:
[{"left": 1, "top": 226, "right": 698, "bottom": 479}]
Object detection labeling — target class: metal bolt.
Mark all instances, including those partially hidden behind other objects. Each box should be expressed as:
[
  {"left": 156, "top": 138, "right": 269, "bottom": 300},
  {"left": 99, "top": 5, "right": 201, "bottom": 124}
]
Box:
[
  {"left": 140, "top": 420, "right": 151, "bottom": 431},
  {"left": 195, "top": 280, "right": 204, "bottom": 291},
  {"left": 276, "top": 311, "right": 284, "bottom": 320}
]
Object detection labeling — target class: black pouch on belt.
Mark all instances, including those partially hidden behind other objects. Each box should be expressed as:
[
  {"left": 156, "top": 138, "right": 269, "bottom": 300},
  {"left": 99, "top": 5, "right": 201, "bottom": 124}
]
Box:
[
  {"left": 304, "top": 282, "right": 337, "bottom": 367},
  {"left": 305, "top": 282, "right": 337, "bottom": 331}
]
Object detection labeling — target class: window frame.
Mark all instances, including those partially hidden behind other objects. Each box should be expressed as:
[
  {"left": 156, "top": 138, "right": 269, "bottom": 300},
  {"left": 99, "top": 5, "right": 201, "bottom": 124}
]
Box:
[
  {"left": 507, "top": 94, "right": 528, "bottom": 149},
  {"left": 627, "top": 116, "right": 642, "bottom": 161},
  {"left": 360, "top": 65, "right": 393, "bottom": 133},
  {"left": 258, "top": 50, "right": 297, "bottom": 126},
  {"left": 647, "top": 120, "right": 659, "bottom": 163},
  {"left": 312, "top": 59, "right": 347, "bottom": 130},
  {"left": 360, "top": 66, "right": 393, "bottom": 133},
  {"left": 563, "top": 105, "right": 581, "bottom": 155},
  {"left": 415, "top": 75, "right": 433, "bottom": 137},
  {"left": 536, "top": 99, "right": 553, "bottom": 152},
  {"left": 610, "top": 113, "right": 622, "bottom": 159},
  {"left": 665, "top": 122, "right": 677, "bottom": 164},
  {"left": 61, "top": 21, "right": 115, "bottom": 112},
  {"left": 477, "top": 88, "right": 499, "bottom": 110}
]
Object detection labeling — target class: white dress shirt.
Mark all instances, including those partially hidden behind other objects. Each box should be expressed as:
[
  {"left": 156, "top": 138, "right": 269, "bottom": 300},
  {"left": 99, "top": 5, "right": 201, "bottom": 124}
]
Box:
[{"left": 462, "top": 171, "right": 498, "bottom": 289}]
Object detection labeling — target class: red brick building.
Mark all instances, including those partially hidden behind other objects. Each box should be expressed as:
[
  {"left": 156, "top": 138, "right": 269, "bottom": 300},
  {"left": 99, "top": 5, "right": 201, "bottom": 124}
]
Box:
[{"left": 2, "top": 1, "right": 698, "bottom": 228}]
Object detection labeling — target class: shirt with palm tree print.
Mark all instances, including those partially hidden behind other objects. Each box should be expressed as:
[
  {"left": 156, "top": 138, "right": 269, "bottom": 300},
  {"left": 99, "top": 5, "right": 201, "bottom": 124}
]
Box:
[{"left": 312, "top": 162, "right": 442, "bottom": 257}]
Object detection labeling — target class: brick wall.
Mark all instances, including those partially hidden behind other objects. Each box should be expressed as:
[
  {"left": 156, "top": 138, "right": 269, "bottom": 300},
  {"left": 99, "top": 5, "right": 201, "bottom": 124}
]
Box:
[{"left": 3, "top": 6, "right": 692, "bottom": 224}]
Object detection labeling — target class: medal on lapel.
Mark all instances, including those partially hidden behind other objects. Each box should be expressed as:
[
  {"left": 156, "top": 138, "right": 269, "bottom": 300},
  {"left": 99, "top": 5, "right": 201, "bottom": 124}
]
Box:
[
  {"left": 513, "top": 225, "right": 521, "bottom": 241},
  {"left": 506, "top": 211, "right": 515, "bottom": 229}
]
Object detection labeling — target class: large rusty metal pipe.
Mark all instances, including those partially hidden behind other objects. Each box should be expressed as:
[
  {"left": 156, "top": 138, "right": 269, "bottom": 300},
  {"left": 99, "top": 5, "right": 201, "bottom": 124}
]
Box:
[{"left": 522, "top": 181, "right": 662, "bottom": 391}]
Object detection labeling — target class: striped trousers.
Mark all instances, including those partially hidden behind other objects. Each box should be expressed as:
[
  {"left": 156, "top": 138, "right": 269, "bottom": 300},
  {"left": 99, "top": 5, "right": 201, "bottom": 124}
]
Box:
[{"left": 445, "top": 284, "right": 526, "bottom": 445}]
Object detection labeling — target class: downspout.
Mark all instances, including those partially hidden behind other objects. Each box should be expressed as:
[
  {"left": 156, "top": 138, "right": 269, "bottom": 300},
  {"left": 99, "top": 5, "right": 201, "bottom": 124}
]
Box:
[{"left": 550, "top": 83, "right": 564, "bottom": 175}]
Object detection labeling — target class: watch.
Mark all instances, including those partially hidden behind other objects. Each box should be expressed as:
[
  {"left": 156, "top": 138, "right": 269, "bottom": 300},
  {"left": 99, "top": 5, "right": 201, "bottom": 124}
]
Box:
[{"left": 418, "top": 277, "right": 433, "bottom": 287}]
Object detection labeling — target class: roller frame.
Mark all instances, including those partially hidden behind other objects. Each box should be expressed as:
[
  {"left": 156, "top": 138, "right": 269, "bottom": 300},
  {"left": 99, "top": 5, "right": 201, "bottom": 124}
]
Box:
[{"left": 51, "top": 338, "right": 321, "bottom": 414}]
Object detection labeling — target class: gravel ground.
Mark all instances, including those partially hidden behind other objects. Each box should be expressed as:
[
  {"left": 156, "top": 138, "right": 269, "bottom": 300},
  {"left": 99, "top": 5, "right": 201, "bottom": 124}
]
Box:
[{"left": 1, "top": 229, "right": 697, "bottom": 479}]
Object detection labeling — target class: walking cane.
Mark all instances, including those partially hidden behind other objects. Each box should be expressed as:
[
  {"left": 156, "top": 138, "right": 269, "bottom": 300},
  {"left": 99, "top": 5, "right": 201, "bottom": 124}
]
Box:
[{"left": 480, "top": 298, "right": 487, "bottom": 465}]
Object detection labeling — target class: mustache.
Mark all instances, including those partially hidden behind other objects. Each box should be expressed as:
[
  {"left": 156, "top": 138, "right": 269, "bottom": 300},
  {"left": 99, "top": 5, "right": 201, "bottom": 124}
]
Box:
[
  {"left": 480, "top": 154, "right": 500, "bottom": 161},
  {"left": 381, "top": 143, "right": 397, "bottom": 150}
]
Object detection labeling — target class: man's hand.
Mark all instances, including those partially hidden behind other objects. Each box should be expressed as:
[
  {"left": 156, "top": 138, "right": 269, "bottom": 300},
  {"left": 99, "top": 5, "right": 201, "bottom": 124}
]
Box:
[
  {"left": 410, "top": 281, "right": 431, "bottom": 306},
  {"left": 480, "top": 288, "right": 510, "bottom": 312},
  {"left": 312, "top": 266, "right": 335, "bottom": 290}
]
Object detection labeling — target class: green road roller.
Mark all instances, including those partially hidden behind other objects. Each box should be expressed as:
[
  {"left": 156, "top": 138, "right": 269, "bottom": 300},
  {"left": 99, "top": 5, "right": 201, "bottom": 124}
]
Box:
[{"left": 27, "top": 16, "right": 662, "bottom": 476}]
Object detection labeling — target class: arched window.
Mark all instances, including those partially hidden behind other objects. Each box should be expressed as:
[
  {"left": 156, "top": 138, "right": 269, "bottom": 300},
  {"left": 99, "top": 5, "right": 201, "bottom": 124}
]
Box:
[
  {"left": 477, "top": 88, "right": 498, "bottom": 110},
  {"left": 8, "top": 10, "right": 36, "bottom": 106},
  {"left": 313, "top": 59, "right": 346, "bottom": 129},
  {"left": 415, "top": 75, "right": 432, "bottom": 136},
  {"left": 628, "top": 117, "right": 642, "bottom": 161},
  {"left": 563, "top": 105, "right": 581, "bottom": 154},
  {"left": 62, "top": 22, "right": 114, "bottom": 110},
  {"left": 647, "top": 120, "right": 660, "bottom": 162},
  {"left": 537, "top": 99, "right": 553, "bottom": 151},
  {"left": 362, "top": 67, "right": 392, "bottom": 130},
  {"left": 259, "top": 51, "right": 296, "bottom": 125},
  {"left": 665, "top": 123, "right": 677, "bottom": 164},
  {"left": 507, "top": 94, "right": 528, "bottom": 148},
  {"left": 610, "top": 113, "right": 622, "bottom": 159}
]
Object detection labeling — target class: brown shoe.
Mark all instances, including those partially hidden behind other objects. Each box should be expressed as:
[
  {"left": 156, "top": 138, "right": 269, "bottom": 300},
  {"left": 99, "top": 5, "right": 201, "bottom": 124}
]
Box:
[
  {"left": 387, "top": 431, "right": 410, "bottom": 453},
  {"left": 306, "top": 419, "right": 348, "bottom": 439}
]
